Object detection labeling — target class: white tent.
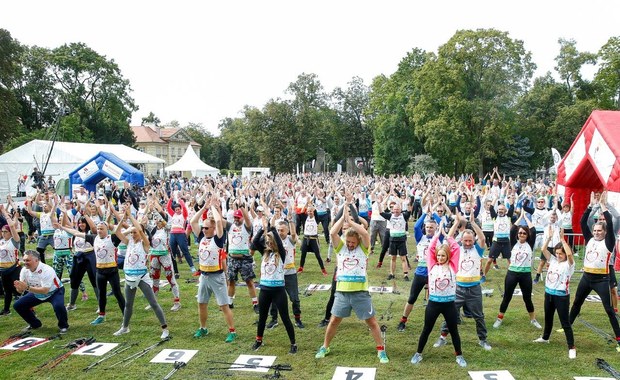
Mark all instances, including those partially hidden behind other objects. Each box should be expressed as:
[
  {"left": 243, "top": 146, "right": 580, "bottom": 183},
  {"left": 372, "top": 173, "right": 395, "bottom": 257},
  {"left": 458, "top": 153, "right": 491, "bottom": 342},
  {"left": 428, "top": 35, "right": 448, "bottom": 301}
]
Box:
[
  {"left": 0, "top": 139, "right": 165, "bottom": 194},
  {"left": 165, "top": 144, "right": 219, "bottom": 177}
]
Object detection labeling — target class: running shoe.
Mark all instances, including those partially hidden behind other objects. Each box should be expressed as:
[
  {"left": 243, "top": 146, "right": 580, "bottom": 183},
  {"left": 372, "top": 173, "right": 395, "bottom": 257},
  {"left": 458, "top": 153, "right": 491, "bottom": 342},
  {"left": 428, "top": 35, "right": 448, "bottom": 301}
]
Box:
[
  {"left": 91, "top": 315, "right": 105, "bottom": 325},
  {"left": 378, "top": 350, "right": 389, "bottom": 364},
  {"left": 315, "top": 346, "right": 330, "bottom": 359},
  {"left": 193, "top": 327, "right": 209, "bottom": 338}
]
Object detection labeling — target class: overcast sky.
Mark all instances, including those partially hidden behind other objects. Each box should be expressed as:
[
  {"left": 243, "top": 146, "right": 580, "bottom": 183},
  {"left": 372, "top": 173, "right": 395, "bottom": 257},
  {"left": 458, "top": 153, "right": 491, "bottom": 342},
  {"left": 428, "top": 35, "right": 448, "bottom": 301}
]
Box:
[{"left": 2, "top": 0, "right": 619, "bottom": 136}]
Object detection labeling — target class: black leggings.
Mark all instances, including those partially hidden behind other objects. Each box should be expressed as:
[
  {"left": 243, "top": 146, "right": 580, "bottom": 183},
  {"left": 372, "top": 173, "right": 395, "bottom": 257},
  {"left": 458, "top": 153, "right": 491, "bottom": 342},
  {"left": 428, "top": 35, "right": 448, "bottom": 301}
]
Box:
[
  {"left": 257, "top": 286, "right": 295, "bottom": 344},
  {"left": 543, "top": 293, "right": 574, "bottom": 347},
  {"left": 1, "top": 266, "right": 21, "bottom": 312},
  {"left": 500, "top": 270, "right": 534, "bottom": 314},
  {"left": 295, "top": 213, "right": 307, "bottom": 236},
  {"left": 570, "top": 272, "right": 620, "bottom": 339},
  {"left": 70, "top": 252, "right": 98, "bottom": 304},
  {"left": 300, "top": 237, "right": 325, "bottom": 270},
  {"left": 96, "top": 268, "right": 126, "bottom": 315},
  {"left": 378, "top": 229, "right": 391, "bottom": 263},
  {"left": 407, "top": 274, "right": 428, "bottom": 305},
  {"left": 316, "top": 213, "right": 330, "bottom": 244},
  {"left": 417, "top": 300, "right": 462, "bottom": 355},
  {"left": 324, "top": 272, "right": 338, "bottom": 321}
]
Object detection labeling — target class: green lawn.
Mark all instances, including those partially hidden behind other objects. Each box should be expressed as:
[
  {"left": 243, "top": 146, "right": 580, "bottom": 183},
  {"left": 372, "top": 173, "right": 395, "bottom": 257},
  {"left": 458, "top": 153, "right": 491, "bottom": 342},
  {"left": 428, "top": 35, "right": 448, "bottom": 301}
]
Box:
[{"left": 1, "top": 236, "right": 620, "bottom": 380}]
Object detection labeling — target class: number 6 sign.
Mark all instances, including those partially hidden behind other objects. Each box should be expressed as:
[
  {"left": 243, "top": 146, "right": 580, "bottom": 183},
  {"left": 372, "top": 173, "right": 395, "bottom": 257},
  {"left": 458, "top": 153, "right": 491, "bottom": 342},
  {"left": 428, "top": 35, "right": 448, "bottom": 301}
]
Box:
[{"left": 150, "top": 349, "right": 198, "bottom": 364}]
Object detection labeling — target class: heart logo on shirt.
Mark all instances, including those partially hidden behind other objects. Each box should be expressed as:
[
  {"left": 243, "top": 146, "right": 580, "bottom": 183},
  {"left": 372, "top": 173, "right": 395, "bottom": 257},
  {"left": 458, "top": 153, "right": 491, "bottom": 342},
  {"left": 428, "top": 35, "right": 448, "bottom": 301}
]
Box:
[
  {"left": 0, "top": 249, "right": 8, "bottom": 258},
  {"left": 232, "top": 235, "right": 243, "bottom": 245},
  {"left": 586, "top": 250, "right": 598, "bottom": 262},
  {"left": 546, "top": 271, "right": 559, "bottom": 284},
  {"left": 265, "top": 263, "right": 276, "bottom": 275},
  {"left": 435, "top": 278, "right": 450, "bottom": 291},
  {"left": 75, "top": 240, "right": 84, "bottom": 248},
  {"left": 515, "top": 251, "right": 527, "bottom": 263},
  {"left": 460, "top": 259, "right": 474, "bottom": 271},
  {"left": 342, "top": 258, "right": 359, "bottom": 270},
  {"left": 128, "top": 254, "right": 138, "bottom": 265},
  {"left": 54, "top": 238, "right": 62, "bottom": 247},
  {"left": 96, "top": 248, "right": 108, "bottom": 258},
  {"left": 153, "top": 238, "right": 161, "bottom": 247}
]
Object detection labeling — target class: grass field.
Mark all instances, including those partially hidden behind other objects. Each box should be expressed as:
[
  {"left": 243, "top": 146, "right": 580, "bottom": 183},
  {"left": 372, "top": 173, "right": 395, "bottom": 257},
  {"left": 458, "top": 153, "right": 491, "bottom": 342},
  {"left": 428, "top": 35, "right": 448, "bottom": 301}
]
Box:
[{"left": 1, "top": 234, "right": 620, "bottom": 380}]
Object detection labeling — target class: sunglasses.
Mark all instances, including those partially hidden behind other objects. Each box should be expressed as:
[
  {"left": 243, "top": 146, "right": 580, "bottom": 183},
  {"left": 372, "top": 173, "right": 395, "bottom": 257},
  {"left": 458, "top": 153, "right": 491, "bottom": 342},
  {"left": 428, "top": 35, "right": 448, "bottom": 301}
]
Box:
[{"left": 518, "top": 232, "right": 527, "bottom": 235}]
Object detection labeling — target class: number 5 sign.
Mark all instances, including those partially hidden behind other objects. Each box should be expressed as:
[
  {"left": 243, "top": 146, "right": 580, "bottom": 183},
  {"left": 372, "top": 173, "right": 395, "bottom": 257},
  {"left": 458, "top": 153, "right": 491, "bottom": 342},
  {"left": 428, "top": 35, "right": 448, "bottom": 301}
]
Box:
[
  {"left": 469, "top": 370, "right": 516, "bottom": 380},
  {"left": 332, "top": 367, "right": 376, "bottom": 380},
  {"left": 150, "top": 349, "right": 198, "bottom": 364}
]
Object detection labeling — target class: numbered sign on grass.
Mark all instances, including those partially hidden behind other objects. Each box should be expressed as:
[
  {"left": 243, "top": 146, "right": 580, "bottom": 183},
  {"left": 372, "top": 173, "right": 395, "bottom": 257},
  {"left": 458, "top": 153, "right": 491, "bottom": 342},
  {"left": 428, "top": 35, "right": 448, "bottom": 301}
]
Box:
[
  {"left": 369, "top": 286, "right": 393, "bottom": 293},
  {"left": 0, "top": 337, "right": 47, "bottom": 351},
  {"left": 307, "top": 284, "right": 332, "bottom": 291},
  {"left": 150, "top": 349, "right": 198, "bottom": 364},
  {"left": 73, "top": 342, "right": 118, "bottom": 356},
  {"left": 469, "top": 370, "right": 516, "bottom": 380},
  {"left": 332, "top": 366, "right": 376, "bottom": 380},
  {"left": 230, "top": 354, "right": 276, "bottom": 373},
  {"left": 574, "top": 377, "right": 615, "bottom": 380}
]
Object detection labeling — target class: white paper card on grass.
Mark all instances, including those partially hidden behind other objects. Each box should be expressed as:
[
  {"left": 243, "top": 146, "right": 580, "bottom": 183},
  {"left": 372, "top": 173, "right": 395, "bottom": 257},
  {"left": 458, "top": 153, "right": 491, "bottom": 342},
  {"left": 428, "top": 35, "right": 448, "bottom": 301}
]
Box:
[
  {"left": 369, "top": 286, "right": 393, "bottom": 293},
  {"left": 469, "top": 370, "right": 516, "bottom": 380},
  {"left": 307, "top": 284, "right": 332, "bottom": 291},
  {"left": 586, "top": 295, "right": 602, "bottom": 303},
  {"left": 574, "top": 377, "right": 615, "bottom": 380},
  {"left": 73, "top": 342, "right": 119, "bottom": 356},
  {"left": 230, "top": 354, "right": 276, "bottom": 373},
  {"left": 150, "top": 349, "right": 198, "bottom": 364},
  {"left": 332, "top": 366, "right": 376, "bottom": 380},
  {"left": 0, "top": 337, "right": 47, "bottom": 351}
]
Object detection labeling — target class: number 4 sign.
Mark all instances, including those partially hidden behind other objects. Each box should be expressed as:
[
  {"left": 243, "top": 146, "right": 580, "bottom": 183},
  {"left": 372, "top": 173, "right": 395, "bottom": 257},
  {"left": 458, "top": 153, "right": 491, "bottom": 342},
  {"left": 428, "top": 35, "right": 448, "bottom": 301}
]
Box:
[
  {"left": 332, "top": 367, "right": 376, "bottom": 380},
  {"left": 150, "top": 349, "right": 198, "bottom": 364}
]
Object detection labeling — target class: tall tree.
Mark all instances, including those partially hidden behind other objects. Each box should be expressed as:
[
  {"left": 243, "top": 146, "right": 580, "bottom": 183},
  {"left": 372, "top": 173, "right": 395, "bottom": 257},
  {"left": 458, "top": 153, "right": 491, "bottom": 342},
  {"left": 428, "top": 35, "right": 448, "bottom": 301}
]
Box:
[
  {"left": 332, "top": 76, "right": 373, "bottom": 172},
  {"left": 413, "top": 29, "right": 535, "bottom": 176},
  {"left": 594, "top": 36, "right": 620, "bottom": 109},
  {"left": 141, "top": 111, "right": 161, "bottom": 126},
  {"left": 0, "top": 29, "right": 24, "bottom": 152},
  {"left": 554, "top": 38, "right": 597, "bottom": 100}
]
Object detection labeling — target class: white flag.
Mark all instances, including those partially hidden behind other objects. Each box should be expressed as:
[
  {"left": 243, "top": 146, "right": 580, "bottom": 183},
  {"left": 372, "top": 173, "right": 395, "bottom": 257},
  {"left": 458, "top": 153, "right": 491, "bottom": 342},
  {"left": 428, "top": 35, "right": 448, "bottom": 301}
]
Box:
[{"left": 551, "top": 148, "right": 562, "bottom": 166}]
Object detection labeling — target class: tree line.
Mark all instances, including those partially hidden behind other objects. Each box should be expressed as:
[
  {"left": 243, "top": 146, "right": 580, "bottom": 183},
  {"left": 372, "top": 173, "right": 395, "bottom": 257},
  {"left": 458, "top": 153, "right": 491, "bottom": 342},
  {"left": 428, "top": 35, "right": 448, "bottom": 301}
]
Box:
[{"left": 1, "top": 28, "right": 619, "bottom": 177}]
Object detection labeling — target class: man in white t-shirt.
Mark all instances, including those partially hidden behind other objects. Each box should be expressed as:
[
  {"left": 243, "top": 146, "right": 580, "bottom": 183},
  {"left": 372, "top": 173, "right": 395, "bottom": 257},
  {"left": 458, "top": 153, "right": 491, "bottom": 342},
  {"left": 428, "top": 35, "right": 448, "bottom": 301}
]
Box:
[{"left": 13, "top": 250, "right": 68, "bottom": 333}]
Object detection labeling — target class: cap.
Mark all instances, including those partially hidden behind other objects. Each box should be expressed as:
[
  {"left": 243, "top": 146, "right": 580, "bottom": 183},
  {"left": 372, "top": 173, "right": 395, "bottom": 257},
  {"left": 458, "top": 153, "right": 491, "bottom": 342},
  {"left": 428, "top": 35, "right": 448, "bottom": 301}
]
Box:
[
  {"left": 233, "top": 209, "right": 243, "bottom": 219},
  {"left": 256, "top": 206, "right": 264, "bottom": 212},
  {"left": 1, "top": 225, "right": 10, "bottom": 232}
]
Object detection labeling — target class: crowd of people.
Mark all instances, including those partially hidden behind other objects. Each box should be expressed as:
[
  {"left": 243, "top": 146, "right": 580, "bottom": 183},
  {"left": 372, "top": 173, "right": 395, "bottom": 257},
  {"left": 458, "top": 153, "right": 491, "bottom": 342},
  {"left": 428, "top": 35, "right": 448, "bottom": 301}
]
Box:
[{"left": 1, "top": 170, "right": 619, "bottom": 367}]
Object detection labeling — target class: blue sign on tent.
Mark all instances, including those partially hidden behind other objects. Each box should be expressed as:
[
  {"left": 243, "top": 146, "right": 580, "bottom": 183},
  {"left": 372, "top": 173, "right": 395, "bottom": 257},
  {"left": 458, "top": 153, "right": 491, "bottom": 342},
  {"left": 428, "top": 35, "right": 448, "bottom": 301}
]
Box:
[{"left": 68, "top": 151, "right": 144, "bottom": 197}]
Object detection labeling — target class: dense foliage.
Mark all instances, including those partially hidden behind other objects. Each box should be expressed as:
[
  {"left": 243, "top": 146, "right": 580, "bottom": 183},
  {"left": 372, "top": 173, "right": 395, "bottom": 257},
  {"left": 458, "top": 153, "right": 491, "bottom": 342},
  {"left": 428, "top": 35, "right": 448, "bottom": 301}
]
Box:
[{"left": 2, "top": 28, "right": 620, "bottom": 176}]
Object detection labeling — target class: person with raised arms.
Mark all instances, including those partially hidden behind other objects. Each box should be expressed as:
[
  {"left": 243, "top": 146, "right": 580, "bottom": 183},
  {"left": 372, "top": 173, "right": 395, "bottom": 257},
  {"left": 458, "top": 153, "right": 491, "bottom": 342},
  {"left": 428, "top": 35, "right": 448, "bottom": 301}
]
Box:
[
  {"left": 190, "top": 197, "right": 237, "bottom": 343},
  {"left": 492, "top": 209, "right": 542, "bottom": 330},
  {"left": 57, "top": 203, "right": 125, "bottom": 326},
  {"left": 534, "top": 227, "right": 576, "bottom": 359},
  {"left": 432, "top": 212, "right": 492, "bottom": 351},
  {"left": 569, "top": 191, "right": 620, "bottom": 352},
  {"left": 0, "top": 206, "right": 22, "bottom": 316},
  {"left": 111, "top": 207, "right": 169, "bottom": 339},
  {"left": 410, "top": 220, "right": 466, "bottom": 367},
  {"left": 315, "top": 202, "right": 389, "bottom": 364}
]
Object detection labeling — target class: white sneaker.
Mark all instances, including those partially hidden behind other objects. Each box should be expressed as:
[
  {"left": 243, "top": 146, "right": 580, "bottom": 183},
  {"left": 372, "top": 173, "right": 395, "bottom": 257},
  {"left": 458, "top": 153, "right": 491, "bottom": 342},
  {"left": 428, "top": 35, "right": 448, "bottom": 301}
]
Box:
[
  {"left": 171, "top": 302, "right": 181, "bottom": 312},
  {"left": 493, "top": 318, "right": 502, "bottom": 328},
  {"left": 478, "top": 340, "right": 492, "bottom": 351},
  {"left": 433, "top": 336, "right": 447, "bottom": 348},
  {"left": 113, "top": 326, "right": 130, "bottom": 336},
  {"left": 410, "top": 352, "right": 423, "bottom": 364},
  {"left": 456, "top": 355, "right": 467, "bottom": 367},
  {"left": 568, "top": 348, "right": 576, "bottom": 359},
  {"left": 531, "top": 319, "right": 542, "bottom": 329},
  {"left": 144, "top": 305, "right": 152, "bottom": 310},
  {"left": 161, "top": 329, "right": 170, "bottom": 339},
  {"left": 533, "top": 337, "right": 549, "bottom": 343}
]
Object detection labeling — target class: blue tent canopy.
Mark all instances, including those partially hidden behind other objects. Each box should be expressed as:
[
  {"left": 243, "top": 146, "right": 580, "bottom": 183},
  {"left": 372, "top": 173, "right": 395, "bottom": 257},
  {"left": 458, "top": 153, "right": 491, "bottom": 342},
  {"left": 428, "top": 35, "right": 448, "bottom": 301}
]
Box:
[{"left": 69, "top": 151, "right": 144, "bottom": 197}]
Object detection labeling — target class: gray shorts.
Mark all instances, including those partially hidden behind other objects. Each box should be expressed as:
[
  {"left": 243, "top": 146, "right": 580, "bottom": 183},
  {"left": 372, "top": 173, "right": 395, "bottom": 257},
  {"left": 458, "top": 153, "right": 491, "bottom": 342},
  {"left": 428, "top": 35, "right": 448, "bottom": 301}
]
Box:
[
  {"left": 197, "top": 271, "right": 229, "bottom": 306},
  {"left": 331, "top": 291, "right": 375, "bottom": 320},
  {"left": 37, "top": 234, "right": 54, "bottom": 250}
]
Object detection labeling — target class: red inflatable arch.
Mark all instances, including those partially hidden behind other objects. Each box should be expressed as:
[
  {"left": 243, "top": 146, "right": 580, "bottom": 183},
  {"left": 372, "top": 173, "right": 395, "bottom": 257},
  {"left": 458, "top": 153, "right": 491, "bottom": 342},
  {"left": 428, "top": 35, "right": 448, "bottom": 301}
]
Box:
[{"left": 556, "top": 110, "right": 620, "bottom": 238}]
